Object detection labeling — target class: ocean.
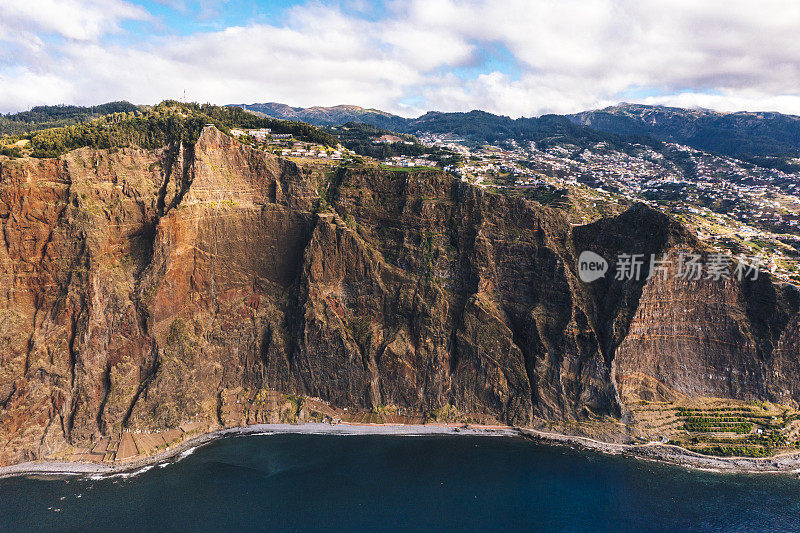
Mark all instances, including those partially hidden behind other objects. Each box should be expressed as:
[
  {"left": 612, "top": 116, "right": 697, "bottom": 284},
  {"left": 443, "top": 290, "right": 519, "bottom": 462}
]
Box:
[{"left": 1, "top": 433, "right": 799, "bottom": 532}]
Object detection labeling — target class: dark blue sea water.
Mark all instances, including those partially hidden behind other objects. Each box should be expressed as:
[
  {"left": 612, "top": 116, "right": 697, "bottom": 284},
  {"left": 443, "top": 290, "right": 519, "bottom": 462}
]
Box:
[{"left": 1, "top": 433, "right": 799, "bottom": 532}]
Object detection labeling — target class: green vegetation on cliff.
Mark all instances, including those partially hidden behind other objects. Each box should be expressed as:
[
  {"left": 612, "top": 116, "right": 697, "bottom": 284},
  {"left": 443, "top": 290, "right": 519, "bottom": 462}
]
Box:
[
  {"left": 0, "top": 101, "right": 140, "bottom": 136},
  {"left": 0, "top": 145, "right": 22, "bottom": 158},
  {"left": 10, "top": 101, "right": 338, "bottom": 159}
]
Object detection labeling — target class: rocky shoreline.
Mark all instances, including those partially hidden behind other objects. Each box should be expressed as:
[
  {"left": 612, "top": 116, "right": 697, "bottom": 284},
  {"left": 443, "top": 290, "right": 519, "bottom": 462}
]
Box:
[
  {"left": 519, "top": 428, "right": 800, "bottom": 474},
  {"left": 0, "top": 423, "right": 517, "bottom": 479},
  {"left": 3, "top": 422, "right": 800, "bottom": 479}
]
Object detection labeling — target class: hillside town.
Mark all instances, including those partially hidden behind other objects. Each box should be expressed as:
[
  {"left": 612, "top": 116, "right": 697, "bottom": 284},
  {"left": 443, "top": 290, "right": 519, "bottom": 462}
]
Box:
[
  {"left": 413, "top": 131, "right": 800, "bottom": 284},
  {"left": 230, "top": 127, "right": 345, "bottom": 160}
]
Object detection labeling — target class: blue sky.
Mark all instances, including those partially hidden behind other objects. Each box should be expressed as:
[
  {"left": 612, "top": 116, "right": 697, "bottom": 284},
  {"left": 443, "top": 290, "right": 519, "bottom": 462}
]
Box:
[
  {"left": 2, "top": 0, "right": 800, "bottom": 116},
  {"left": 130, "top": 1, "right": 294, "bottom": 34}
]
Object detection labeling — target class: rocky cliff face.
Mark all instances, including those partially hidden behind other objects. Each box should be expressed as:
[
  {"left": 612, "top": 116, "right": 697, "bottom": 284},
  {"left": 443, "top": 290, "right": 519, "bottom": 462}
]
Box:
[{"left": 1, "top": 127, "right": 799, "bottom": 465}]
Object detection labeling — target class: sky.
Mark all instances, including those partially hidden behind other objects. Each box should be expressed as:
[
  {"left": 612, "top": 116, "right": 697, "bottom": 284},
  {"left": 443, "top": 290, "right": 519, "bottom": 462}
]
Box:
[{"left": 1, "top": 0, "right": 800, "bottom": 117}]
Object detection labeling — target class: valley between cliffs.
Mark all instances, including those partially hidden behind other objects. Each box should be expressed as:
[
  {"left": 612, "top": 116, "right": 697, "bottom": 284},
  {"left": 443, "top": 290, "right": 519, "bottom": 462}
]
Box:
[{"left": 2, "top": 126, "right": 800, "bottom": 467}]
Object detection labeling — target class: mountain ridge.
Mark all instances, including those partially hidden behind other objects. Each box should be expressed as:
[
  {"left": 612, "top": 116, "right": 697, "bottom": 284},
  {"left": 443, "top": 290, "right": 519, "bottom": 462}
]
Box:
[
  {"left": 233, "top": 101, "right": 800, "bottom": 161},
  {"left": 569, "top": 103, "right": 800, "bottom": 158},
  {"left": 236, "top": 102, "right": 409, "bottom": 131}
]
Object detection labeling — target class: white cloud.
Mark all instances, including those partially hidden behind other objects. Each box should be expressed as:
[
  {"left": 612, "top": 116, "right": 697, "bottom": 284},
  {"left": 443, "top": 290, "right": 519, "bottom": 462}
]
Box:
[
  {"left": 0, "top": 0, "right": 149, "bottom": 41},
  {"left": 0, "top": 68, "right": 75, "bottom": 110},
  {"left": 26, "top": 6, "right": 427, "bottom": 113},
  {"left": 396, "top": 0, "right": 800, "bottom": 115},
  {"left": 1, "top": 0, "right": 800, "bottom": 116}
]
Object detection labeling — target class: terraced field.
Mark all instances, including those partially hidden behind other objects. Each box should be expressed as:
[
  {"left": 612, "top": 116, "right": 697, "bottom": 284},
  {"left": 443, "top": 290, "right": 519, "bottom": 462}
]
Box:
[{"left": 628, "top": 400, "right": 800, "bottom": 457}]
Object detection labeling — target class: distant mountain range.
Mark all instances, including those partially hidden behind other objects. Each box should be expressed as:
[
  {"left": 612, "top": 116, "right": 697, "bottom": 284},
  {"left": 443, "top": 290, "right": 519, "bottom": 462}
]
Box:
[
  {"left": 234, "top": 101, "right": 800, "bottom": 162},
  {"left": 237, "top": 102, "right": 607, "bottom": 142},
  {"left": 235, "top": 103, "right": 661, "bottom": 157},
  {"left": 4, "top": 100, "right": 800, "bottom": 164},
  {"left": 569, "top": 103, "right": 800, "bottom": 159},
  {"left": 236, "top": 102, "right": 408, "bottom": 131}
]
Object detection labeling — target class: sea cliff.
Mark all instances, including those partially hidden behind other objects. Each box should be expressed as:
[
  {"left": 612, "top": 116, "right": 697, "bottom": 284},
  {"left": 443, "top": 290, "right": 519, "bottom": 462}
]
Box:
[{"left": 1, "top": 126, "right": 799, "bottom": 466}]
